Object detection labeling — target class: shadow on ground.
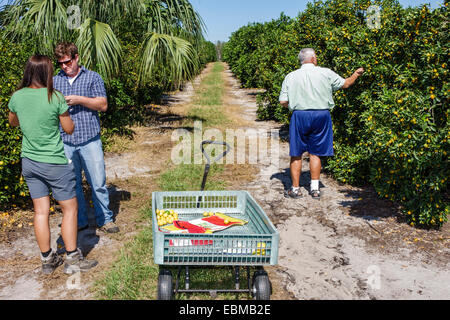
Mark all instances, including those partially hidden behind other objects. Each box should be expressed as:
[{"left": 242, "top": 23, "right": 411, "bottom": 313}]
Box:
[
  {"left": 337, "top": 188, "right": 410, "bottom": 233},
  {"left": 270, "top": 167, "right": 327, "bottom": 194},
  {"left": 56, "top": 184, "right": 132, "bottom": 256}
]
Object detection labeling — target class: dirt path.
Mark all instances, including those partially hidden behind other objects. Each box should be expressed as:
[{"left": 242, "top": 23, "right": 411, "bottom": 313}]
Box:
[{"left": 0, "top": 62, "right": 449, "bottom": 300}]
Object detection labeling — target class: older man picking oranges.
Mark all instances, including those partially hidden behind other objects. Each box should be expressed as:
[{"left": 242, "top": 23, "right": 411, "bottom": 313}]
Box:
[{"left": 280, "top": 48, "right": 364, "bottom": 200}]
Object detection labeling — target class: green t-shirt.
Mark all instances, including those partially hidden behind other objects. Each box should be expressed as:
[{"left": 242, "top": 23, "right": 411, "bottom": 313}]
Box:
[{"left": 8, "top": 88, "right": 69, "bottom": 164}]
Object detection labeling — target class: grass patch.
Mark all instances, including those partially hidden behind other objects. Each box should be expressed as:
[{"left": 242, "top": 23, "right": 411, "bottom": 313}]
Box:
[
  {"left": 187, "top": 62, "right": 229, "bottom": 127},
  {"left": 193, "top": 62, "right": 225, "bottom": 106},
  {"left": 158, "top": 163, "right": 225, "bottom": 192},
  {"left": 94, "top": 207, "right": 158, "bottom": 300},
  {"left": 187, "top": 106, "right": 230, "bottom": 127},
  {"left": 167, "top": 265, "right": 257, "bottom": 300},
  {"left": 101, "top": 131, "right": 136, "bottom": 153}
]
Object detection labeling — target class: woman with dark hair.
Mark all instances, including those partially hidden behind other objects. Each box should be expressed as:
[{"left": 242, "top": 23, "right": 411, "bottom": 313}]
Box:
[{"left": 8, "top": 55, "right": 97, "bottom": 275}]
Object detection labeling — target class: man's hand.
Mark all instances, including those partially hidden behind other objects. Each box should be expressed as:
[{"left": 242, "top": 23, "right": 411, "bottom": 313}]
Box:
[
  {"left": 280, "top": 101, "right": 289, "bottom": 108},
  {"left": 355, "top": 68, "right": 365, "bottom": 76},
  {"left": 65, "top": 95, "right": 82, "bottom": 106},
  {"left": 342, "top": 68, "right": 365, "bottom": 89},
  {"left": 65, "top": 95, "right": 108, "bottom": 112}
]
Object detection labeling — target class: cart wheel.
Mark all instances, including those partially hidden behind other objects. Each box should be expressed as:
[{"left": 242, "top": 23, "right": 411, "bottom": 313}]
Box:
[
  {"left": 252, "top": 270, "right": 271, "bottom": 300},
  {"left": 157, "top": 269, "right": 173, "bottom": 300}
]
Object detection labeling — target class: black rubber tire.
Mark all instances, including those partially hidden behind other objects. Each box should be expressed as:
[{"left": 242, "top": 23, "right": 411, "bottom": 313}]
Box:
[
  {"left": 253, "top": 271, "right": 271, "bottom": 300},
  {"left": 157, "top": 269, "right": 173, "bottom": 300}
]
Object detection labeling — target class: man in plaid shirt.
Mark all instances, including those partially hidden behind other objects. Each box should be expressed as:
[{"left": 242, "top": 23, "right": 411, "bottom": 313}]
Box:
[{"left": 53, "top": 42, "right": 119, "bottom": 234}]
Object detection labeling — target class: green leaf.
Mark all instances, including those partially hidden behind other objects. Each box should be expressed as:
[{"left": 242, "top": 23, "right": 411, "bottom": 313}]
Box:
[{"left": 77, "top": 18, "right": 122, "bottom": 79}]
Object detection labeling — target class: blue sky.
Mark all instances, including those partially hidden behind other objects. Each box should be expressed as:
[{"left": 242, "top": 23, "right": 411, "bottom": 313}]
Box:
[{"left": 191, "top": 0, "right": 443, "bottom": 43}]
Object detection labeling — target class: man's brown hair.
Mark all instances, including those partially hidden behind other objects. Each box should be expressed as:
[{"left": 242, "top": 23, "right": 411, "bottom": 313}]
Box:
[{"left": 54, "top": 42, "right": 78, "bottom": 60}]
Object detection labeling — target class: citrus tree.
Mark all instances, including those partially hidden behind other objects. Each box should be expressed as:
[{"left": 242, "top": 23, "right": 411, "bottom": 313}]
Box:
[
  {"left": 0, "top": 36, "right": 34, "bottom": 206},
  {"left": 223, "top": 0, "right": 449, "bottom": 229}
]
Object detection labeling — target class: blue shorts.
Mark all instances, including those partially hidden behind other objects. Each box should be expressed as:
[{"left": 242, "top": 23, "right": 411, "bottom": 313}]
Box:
[
  {"left": 22, "top": 157, "right": 77, "bottom": 201},
  {"left": 289, "top": 110, "right": 334, "bottom": 157}
]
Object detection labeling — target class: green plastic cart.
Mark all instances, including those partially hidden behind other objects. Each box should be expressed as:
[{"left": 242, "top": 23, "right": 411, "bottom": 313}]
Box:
[{"left": 152, "top": 141, "right": 279, "bottom": 300}]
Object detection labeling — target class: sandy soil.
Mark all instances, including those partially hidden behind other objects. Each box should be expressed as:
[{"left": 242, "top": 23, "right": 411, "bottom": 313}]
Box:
[{"left": 0, "top": 63, "right": 448, "bottom": 300}]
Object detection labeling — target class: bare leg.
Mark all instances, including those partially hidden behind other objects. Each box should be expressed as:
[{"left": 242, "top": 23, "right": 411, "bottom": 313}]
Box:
[
  {"left": 308, "top": 155, "right": 322, "bottom": 199},
  {"left": 32, "top": 196, "right": 51, "bottom": 253},
  {"left": 290, "top": 156, "right": 303, "bottom": 188},
  {"left": 59, "top": 197, "right": 78, "bottom": 252},
  {"left": 309, "top": 154, "right": 322, "bottom": 181}
]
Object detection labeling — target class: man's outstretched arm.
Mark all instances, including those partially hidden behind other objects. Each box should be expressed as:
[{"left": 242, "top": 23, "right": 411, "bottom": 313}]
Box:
[
  {"left": 342, "top": 68, "right": 365, "bottom": 89},
  {"left": 65, "top": 96, "right": 108, "bottom": 112}
]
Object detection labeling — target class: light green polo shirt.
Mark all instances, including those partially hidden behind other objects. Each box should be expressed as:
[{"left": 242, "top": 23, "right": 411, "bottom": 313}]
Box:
[
  {"left": 279, "top": 63, "right": 346, "bottom": 111},
  {"left": 8, "top": 88, "right": 69, "bottom": 164}
]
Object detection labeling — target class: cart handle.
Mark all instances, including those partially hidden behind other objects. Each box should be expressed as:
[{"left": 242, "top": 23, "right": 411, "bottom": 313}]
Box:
[
  {"left": 201, "top": 140, "right": 231, "bottom": 165},
  {"left": 199, "top": 140, "right": 231, "bottom": 193}
]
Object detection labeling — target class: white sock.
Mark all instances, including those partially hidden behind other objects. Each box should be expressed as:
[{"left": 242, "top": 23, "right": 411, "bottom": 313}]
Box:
[
  {"left": 292, "top": 186, "right": 300, "bottom": 192},
  {"left": 311, "top": 180, "right": 319, "bottom": 191}
]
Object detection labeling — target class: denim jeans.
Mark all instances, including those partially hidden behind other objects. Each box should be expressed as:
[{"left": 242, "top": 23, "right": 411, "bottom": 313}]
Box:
[{"left": 64, "top": 136, "right": 113, "bottom": 228}]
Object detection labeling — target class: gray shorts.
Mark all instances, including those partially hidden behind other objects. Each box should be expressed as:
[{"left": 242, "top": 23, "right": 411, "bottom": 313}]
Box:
[{"left": 22, "top": 157, "right": 77, "bottom": 201}]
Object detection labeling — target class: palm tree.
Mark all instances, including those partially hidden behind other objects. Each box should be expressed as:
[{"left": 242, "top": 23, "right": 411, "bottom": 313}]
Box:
[{"left": 0, "top": 0, "right": 205, "bottom": 87}]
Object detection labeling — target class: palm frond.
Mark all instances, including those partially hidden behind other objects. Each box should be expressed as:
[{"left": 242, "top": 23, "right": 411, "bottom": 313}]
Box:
[
  {"left": 2, "top": 0, "right": 69, "bottom": 53},
  {"left": 77, "top": 18, "right": 122, "bottom": 80},
  {"left": 146, "top": 0, "right": 205, "bottom": 43},
  {"left": 79, "top": 0, "right": 146, "bottom": 25},
  {"left": 138, "top": 32, "right": 199, "bottom": 88}
]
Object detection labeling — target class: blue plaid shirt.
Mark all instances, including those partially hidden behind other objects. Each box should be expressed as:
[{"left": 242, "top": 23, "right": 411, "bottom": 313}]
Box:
[{"left": 53, "top": 66, "right": 107, "bottom": 145}]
